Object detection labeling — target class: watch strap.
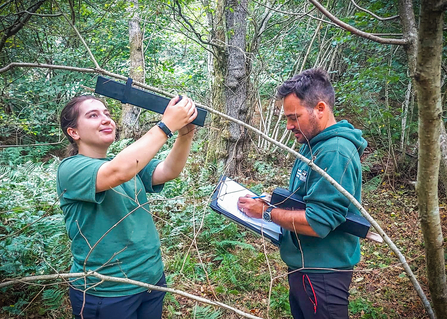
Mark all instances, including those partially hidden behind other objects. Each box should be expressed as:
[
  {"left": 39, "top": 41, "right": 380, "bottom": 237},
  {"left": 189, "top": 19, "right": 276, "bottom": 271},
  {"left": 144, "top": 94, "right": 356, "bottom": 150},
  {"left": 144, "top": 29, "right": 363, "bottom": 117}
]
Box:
[{"left": 157, "top": 121, "right": 173, "bottom": 138}]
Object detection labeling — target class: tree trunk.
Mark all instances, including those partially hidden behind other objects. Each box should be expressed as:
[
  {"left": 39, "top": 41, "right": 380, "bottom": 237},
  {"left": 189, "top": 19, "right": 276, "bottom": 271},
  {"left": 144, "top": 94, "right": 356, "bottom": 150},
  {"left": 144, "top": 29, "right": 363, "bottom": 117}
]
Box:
[
  {"left": 224, "top": 0, "right": 249, "bottom": 175},
  {"left": 121, "top": 0, "right": 144, "bottom": 139},
  {"left": 414, "top": 1, "right": 447, "bottom": 318},
  {"left": 205, "top": 0, "right": 228, "bottom": 165}
]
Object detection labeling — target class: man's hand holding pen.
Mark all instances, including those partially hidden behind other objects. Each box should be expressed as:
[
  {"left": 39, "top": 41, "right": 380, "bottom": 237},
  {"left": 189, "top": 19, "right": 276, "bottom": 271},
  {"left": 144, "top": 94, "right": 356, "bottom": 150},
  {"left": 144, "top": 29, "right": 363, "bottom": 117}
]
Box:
[{"left": 237, "top": 194, "right": 270, "bottom": 219}]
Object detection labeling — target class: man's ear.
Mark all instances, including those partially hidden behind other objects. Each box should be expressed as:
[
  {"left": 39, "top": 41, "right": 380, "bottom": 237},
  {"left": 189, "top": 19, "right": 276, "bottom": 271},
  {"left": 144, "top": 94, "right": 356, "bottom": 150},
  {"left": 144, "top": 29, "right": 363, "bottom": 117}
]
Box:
[
  {"left": 67, "top": 127, "right": 80, "bottom": 141},
  {"left": 315, "top": 101, "right": 326, "bottom": 118}
]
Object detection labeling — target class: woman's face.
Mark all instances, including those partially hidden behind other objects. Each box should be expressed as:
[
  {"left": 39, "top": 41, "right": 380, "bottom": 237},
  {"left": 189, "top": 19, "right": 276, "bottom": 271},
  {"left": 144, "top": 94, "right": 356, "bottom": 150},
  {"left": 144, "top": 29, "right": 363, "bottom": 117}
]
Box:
[{"left": 69, "top": 99, "right": 116, "bottom": 151}]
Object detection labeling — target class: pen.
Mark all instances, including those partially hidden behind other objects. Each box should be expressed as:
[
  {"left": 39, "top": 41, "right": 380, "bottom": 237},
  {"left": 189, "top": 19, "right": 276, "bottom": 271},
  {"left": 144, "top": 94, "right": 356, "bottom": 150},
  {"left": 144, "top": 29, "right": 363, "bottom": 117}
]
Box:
[{"left": 251, "top": 195, "right": 266, "bottom": 199}]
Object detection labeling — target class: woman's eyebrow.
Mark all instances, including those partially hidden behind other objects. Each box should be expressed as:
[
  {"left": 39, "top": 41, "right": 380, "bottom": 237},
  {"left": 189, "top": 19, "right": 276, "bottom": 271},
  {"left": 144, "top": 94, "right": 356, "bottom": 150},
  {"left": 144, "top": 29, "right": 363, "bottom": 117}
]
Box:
[{"left": 84, "top": 109, "right": 99, "bottom": 115}]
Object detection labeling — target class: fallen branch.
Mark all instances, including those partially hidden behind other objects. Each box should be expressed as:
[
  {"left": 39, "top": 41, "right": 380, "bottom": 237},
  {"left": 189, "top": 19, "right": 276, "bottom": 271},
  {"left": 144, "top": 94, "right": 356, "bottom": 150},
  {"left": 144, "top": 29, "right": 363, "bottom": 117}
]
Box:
[{"left": 0, "top": 272, "right": 262, "bottom": 319}]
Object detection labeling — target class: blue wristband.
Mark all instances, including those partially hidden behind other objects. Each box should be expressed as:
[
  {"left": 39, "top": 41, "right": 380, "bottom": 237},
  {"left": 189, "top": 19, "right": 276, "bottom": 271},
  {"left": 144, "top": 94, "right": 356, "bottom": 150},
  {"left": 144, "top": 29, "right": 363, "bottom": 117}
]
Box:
[{"left": 157, "top": 121, "right": 173, "bottom": 138}]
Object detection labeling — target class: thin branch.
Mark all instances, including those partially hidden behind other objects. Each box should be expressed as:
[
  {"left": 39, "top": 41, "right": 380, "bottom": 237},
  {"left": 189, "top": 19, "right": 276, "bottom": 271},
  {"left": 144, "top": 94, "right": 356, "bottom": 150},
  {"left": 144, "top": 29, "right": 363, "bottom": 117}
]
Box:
[
  {"left": 163, "top": 24, "right": 217, "bottom": 58},
  {"left": 0, "top": 272, "right": 262, "bottom": 319},
  {"left": 0, "top": 0, "right": 47, "bottom": 52},
  {"left": 252, "top": 0, "right": 314, "bottom": 16},
  {"left": 15, "top": 10, "right": 62, "bottom": 17},
  {"left": 0, "top": 62, "right": 96, "bottom": 74},
  {"left": 307, "top": 0, "right": 407, "bottom": 45},
  {"left": 53, "top": 0, "right": 100, "bottom": 69},
  {"left": 303, "top": 12, "right": 343, "bottom": 28},
  {"left": 350, "top": 0, "right": 399, "bottom": 21},
  {"left": 171, "top": 0, "right": 223, "bottom": 49},
  {"left": 251, "top": 0, "right": 308, "bottom": 50},
  {"left": 0, "top": 62, "right": 175, "bottom": 100},
  {"left": 0, "top": 139, "right": 65, "bottom": 148},
  {"left": 0, "top": 0, "right": 13, "bottom": 11},
  {"left": 370, "top": 33, "right": 403, "bottom": 37},
  {"left": 83, "top": 202, "right": 142, "bottom": 271}
]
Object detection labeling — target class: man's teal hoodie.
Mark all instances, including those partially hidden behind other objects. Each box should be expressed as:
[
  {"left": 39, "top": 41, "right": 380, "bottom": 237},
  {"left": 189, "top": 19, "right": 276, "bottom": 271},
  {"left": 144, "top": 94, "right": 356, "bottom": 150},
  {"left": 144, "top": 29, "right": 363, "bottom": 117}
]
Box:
[{"left": 280, "top": 120, "right": 367, "bottom": 271}]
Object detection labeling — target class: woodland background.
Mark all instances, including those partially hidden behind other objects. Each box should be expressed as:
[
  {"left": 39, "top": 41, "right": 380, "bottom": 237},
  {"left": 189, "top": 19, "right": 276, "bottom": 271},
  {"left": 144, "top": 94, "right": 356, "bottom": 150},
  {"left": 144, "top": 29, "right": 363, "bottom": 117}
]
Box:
[{"left": 1, "top": 0, "right": 446, "bottom": 318}]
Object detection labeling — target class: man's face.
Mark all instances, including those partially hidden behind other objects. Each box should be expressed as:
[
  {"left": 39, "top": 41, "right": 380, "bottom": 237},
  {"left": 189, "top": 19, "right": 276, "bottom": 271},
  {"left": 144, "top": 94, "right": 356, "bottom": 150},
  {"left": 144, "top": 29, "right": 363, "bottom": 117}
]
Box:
[{"left": 283, "top": 94, "right": 321, "bottom": 144}]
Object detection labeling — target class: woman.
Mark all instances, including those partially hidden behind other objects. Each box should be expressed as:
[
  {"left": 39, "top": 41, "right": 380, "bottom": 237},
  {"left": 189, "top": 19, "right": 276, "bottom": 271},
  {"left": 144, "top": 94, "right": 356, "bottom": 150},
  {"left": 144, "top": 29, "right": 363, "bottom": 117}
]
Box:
[{"left": 56, "top": 94, "right": 197, "bottom": 319}]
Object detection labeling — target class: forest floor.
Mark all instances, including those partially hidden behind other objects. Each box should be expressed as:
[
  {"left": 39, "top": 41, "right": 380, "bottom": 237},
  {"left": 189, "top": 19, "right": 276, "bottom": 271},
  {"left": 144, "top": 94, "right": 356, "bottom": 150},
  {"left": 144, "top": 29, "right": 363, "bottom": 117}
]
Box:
[{"left": 159, "top": 180, "right": 437, "bottom": 319}]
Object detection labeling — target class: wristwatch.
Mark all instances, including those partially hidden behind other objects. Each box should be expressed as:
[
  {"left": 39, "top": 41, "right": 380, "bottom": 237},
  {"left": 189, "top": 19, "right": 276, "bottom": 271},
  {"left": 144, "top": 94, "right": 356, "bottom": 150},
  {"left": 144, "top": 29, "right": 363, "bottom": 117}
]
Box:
[
  {"left": 263, "top": 206, "right": 274, "bottom": 222},
  {"left": 157, "top": 121, "right": 173, "bottom": 138}
]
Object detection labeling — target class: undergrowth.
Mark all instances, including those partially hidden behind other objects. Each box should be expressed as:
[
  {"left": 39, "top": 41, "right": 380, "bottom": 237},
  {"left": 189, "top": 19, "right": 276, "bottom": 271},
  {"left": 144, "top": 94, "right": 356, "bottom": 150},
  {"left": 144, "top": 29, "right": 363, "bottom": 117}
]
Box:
[{"left": 0, "top": 140, "right": 430, "bottom": 318}]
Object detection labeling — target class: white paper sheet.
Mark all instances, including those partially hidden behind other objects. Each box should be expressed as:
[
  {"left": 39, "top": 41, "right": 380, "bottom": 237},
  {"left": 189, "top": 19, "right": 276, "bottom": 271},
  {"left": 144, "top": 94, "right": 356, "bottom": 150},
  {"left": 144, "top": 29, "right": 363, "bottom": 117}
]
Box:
[{"left": 216, "top": 177, "right": 281, "bottom": 236}]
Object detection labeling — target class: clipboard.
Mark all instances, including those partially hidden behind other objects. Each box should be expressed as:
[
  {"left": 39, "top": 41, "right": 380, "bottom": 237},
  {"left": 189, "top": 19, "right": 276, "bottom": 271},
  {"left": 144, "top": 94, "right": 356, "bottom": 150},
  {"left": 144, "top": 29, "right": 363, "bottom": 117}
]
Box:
[
  {"left": 210, "top": 176, "right": 383, "bottom": 244},
  {"left": 210, "top": 176, "right": 282, "bottom": 246}
]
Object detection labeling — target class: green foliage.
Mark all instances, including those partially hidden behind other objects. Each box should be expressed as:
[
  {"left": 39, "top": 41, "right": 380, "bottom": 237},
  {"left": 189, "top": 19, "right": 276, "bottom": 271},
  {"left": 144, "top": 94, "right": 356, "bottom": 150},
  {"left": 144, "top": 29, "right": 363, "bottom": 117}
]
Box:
[
  {"left": 269, "top": 283, "right": 290, "bottom": 312},
  {"left": 192, "top": 305, "right": 222, "bottom": 319},
  {"left": 41, "top": 288, "right": 66, "bottom": 312},
  {"left": 1, "top": 298, "right": 29, "bottom": 316},
  {"left": 107, "top": 138, "right": 134, "bottom": 157},
  {"left": 361, "top": 149, "right": 387, "bottom": 193},
  {"left": 0, "top": 145, "right": 59, "bottom": 165},
  {"left": 0, "top": 160, "right": 70, "bottom": 316},
  {"left": 334, "top": 38, "right": 413, "bottom": 153},
  {"left": 349, "top": 297, "right": 388, "bottom": 319},
  {"left": 363, "top": 175, "right": 382, "bottom": 193}
]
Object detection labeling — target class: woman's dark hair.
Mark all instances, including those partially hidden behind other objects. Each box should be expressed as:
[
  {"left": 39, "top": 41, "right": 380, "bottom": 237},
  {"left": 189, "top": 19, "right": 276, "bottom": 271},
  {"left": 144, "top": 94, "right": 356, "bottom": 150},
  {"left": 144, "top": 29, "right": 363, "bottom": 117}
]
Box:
[
  {"left": 60, "top": 95, "right": 102, "bottom": 156},
  {"left": 276, "top": 68, "right": 335, "bottom": 111}
]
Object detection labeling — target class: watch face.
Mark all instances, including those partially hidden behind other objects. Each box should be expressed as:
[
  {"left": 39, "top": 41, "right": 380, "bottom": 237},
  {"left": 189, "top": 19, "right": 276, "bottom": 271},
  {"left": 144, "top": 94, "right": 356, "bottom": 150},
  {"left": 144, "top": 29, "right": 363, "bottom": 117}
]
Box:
[{"left": 263, "top": 211, "right": 271, "bottom": 222}]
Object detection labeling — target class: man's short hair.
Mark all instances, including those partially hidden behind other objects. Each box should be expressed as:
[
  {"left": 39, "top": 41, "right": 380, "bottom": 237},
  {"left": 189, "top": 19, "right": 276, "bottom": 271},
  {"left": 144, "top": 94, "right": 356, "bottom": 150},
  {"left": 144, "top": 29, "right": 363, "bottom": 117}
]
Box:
[{"left": 276, "top": 68, "right": 335, "bottom": 111}]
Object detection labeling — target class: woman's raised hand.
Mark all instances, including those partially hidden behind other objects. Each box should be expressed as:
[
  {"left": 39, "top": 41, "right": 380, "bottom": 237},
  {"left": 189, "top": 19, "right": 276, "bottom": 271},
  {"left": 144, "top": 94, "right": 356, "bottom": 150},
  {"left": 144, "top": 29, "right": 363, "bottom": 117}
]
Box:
[{"left": 162, "top": 95, "right": 198, "bottom": 133}]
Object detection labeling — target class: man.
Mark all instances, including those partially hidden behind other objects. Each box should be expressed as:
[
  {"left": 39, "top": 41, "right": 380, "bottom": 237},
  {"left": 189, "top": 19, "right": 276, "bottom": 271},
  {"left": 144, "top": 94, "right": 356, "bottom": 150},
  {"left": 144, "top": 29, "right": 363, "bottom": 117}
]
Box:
[{"left": 238, "top": 68, "right": 367, "bottom": 319}]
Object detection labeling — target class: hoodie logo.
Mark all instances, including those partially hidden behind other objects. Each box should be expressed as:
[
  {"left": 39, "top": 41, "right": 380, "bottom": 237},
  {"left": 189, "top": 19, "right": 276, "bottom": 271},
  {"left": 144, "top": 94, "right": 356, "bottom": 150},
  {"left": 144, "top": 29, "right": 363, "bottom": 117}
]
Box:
[{"left": 296, "top": 169, "right": 308, "bottom": 182}]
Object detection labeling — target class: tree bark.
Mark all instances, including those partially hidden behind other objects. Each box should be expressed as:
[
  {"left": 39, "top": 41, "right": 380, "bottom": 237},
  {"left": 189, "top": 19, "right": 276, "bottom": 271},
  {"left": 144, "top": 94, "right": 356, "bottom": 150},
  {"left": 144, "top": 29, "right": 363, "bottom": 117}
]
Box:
[
  {"left": 205, "top": 0, "right": 228, "bottom": 164},
  {"left": 224, "top": 0, "right": 249, "bottom": 175},
  {"left": 398, "top": 0, "right": 418, "bottom": 77},
  {"left": 414, "top": 1, "right": 447, "bottom": 318},
  {"left": 122, "top": 0, "right": 144, "bottom": 138}
]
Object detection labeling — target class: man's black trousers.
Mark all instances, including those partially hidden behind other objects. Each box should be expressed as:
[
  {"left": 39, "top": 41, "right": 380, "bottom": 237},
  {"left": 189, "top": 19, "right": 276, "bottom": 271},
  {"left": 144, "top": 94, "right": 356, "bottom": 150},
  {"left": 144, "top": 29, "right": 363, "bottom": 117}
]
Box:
[{"left": 288, "top": 270, "right": 353, "bottom": 319}]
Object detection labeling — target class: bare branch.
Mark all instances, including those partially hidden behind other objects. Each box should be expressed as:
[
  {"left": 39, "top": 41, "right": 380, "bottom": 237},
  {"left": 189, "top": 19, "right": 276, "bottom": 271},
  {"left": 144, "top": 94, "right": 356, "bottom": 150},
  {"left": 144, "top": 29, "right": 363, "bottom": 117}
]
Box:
[
  {"left": 14, "top": 10, "right": 62, "bottom": 17},
  {"left": 0, "top": 0, "right": 47, "bottom": 52},
  {"left": 303, "top": 12, "right": 344, "bottom": 28},
  {"left": 53, "top": 0, "right": 100, "bottom": 69},
  {"left": 163, "top": 24, "right": 217, "bottom": 58},
  {"left": 0, "top": 62, "right": 170, "bottom": 97},
  {"left": 0, "top": 62, "right": 97, "bottom": 74},
  {"left": 0, "top": 0, "right": 14, "bottom": 11},
  {"left": 171, "top": 0, "right": 223, "bottom": 49},
  {"left": 0, "top": 272, "right": 263, "bottom": 319},
  {"left": 307, "top": 0, "right": 407, "bottom": 45},
  {"left": 252, "top": 0, "right": 315, "bottom": 17},
  {"left": 0, "top": 139, "right": 65, "bottom": 148},
  {"left": 250, "top": 0, "right": 312, "bottom": 50},
  {"left": 350, "top": 0, "right": 399, "bottom": 21}
]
